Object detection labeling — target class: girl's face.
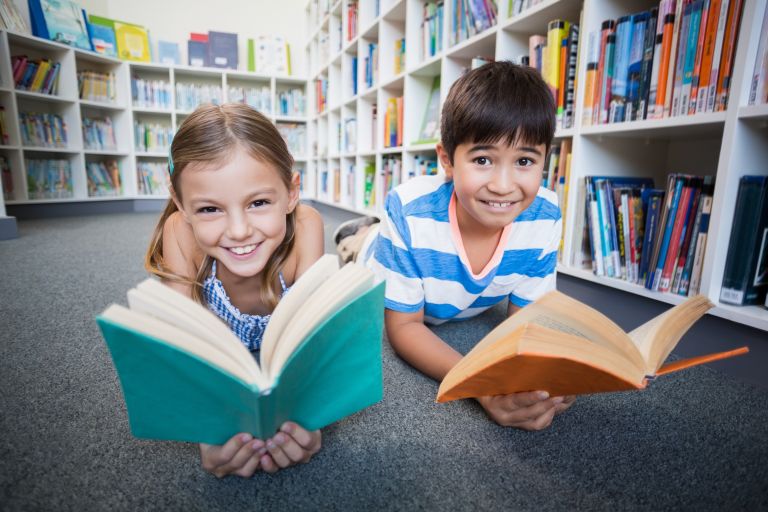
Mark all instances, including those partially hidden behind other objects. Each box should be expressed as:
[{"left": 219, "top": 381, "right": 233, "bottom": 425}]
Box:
[{"left": 173, "top": 145, "right": 299, "bottom": 280}]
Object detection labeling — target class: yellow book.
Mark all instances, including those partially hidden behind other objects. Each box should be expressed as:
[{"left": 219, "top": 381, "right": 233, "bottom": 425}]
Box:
[
  {"left": 114, "top": 21, "right": 151, "bottom": 63},
  {"left": 546, "top": 20, "right": 570, "bottom": 96},
  {"left": 30, "top": 60, "right": 51, "bottom": 92}
]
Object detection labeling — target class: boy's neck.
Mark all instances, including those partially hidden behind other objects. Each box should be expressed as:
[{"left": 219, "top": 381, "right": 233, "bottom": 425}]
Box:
[{"left": 451, "top": 196, "right": 509, "bottom": 276}]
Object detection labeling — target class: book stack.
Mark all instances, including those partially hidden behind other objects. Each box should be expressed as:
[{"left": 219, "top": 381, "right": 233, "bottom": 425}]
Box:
[
  {"left": 277, "top": 88, "right": 306, "bottom": 116},
  {"left": 25, "top": 158, "right": 72, "bottom": 199},
  {"left": 422, "top": 1, "right": 444, "bottom": 60},
  {"left": 136, "top": 161, "right": 169, "bottom": 196},
  {"left": 19, "top": 112, "right": 67, "bottom": 148},
  {"left": 131, "top": 77, "right": 172, "bottom": 110},
  {"left": 450, "top": 0, "right": 498, "bottom": 46},
  {"left": 86, "top": 160, "right": 121, "bottom": 197},
  {"left": 133, "top": 121, "right": 173, "bottom": 153},
  {"left": 580, "top": 173, "right": 714, "bottom": 297},
  {"left": 12, "top": 56, "right": 61, "bottom": 95},
  {"left": 582, "top": 0, "right": 744, "bottom": 125},
  {"left": 383, "top": 96, "right": 403, "bottom": 148},
  {"left": 381, "top": 156, "right": 402, "bottom": 202},
  {"left": 228, "top": 85, "right": 271, "bottom": 114},
  {"left": 78, "top": 70, "right": 117, "bottom": 103},
  {"left": 82, "top": 117, "right": 117, "bottom": 151},
  {"left": 175, "top": 83, "right": 223, "bottom": 112},
  {"left": 276, "top": 122, "right": 307, "bottom": 158},
  {"left": 747, "top": 4, "right": 768, "bottom": 106}
]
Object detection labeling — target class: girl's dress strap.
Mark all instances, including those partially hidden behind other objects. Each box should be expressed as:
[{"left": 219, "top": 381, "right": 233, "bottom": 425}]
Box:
[{"left": 278, "top": 272, "right": 288, "bottom": 293}]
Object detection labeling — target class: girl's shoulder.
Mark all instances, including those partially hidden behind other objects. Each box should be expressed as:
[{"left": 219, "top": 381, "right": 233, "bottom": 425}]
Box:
[
  {"left": 162, "top": 210, "right": 205, "bottom": 277},
  {"left": 284, "top": 204, "right": 325, "bottom": 285}
]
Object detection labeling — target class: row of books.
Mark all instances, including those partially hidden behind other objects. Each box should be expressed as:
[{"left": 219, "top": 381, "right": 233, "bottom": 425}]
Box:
[
  {"left": 409, "top": 155, "right": 439, "bottom": 178},
  {"left": 228, "top": 86, "right": 272, "bottom": 114},
  {"left": 26, "top": 158, "right": 72, "bottom": 200},
  {"left": 137, "top": 161, "right": 169, "bottom": 196},
  {"left": 380, "top": 156, "right": 402, "bottom": 203},
  {"left": 12, "top": 56, "right": 61, "bottom": 95},
  {"left": 315, "top": 77, "right": 328, "bottom": 114},
  {"left": 134, "top": 121, "right": 173, "bottom": 153},
  {"left": 383, "top": 96, "right": 404, "bottom": 148},
  {"left": 579, "top": 174, "right": 713, "bottom": 298},
  {"left": 175, "top": 84, "right": 222, "bottom": 112},
  {"left": 347, "top": 1, "right": 359, "bottom": 42},
  {"left": 0, "top": 107, "right": 10, "bottom": 145},
  {"left": 364, "top": 43, "right": 379, "bottom": 90},
  {"left": 394, "top": 39, "right": 406, "bottom": 75},
  {"left": 422, "top": 2, "right": 445, "bottom": 60},
  {"left": 78, "top": 71, "right": 117, "bottom": 103},
  {"left": 747, "top": 4, "right": 768, "bottom": 106},
  {"left": 527, "top": 19, "right": 580, "bottom": 130},
  {"left": 276, "top": 123, "right": 307, "bottom": 157},
  {"left": 450, "top": 0, "right": 498, "bottom": 46},
  {"left": 277, "top": 88, "right": 306, "bottom": 117},
  {"left": 86, "top": 160, "right": 121, "bottom": 197},
  {"left": 508, "top": 0, "right": 547, "bottom": 16},
  {"left": 363, "top": 160, "right": 376, "bottom": 209},
  {"left": 131, "top": 78, "right": 172, "bottom": 110},
  {"left": 582, "top": 0, "right": 744, "bottom": 126},
  {"left": 82, "top": 117, "right": 117, "bottom": 151},
  {"left": 19, "top": 112, "right": 68, "bottom": 148}
]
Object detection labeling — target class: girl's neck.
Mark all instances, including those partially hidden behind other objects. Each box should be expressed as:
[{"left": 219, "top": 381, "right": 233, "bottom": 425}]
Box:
[{"left": 215, "top": 259, "right": 272, "bottom": 316}]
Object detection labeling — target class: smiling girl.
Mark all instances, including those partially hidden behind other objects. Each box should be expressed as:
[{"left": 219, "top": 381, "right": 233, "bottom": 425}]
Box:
[{"left": 145, "top": 103, "right": 324, "bottom": 478}]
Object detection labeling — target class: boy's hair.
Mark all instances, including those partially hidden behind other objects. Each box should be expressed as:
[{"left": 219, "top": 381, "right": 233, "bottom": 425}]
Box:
[
  {"left": 145, "top": 103, "right": 296, "bottom": 309},
  {"left": 440, "top": 61, "right": 556, "bottom": 164}
]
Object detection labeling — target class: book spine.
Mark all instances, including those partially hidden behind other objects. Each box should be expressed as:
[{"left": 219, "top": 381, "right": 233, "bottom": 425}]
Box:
[
  {"left": 695, "top": 0, "right": 722, "bottom": 113},
  {"left": 595, "top": 180, "right": 614, "bottom": 277},
  {"left": 688, "top": 192, "right": 713, "bottom": 295},
  {"left": 663, "top": 0, "right": 686, "bottom": 117},
  {"left": 582, "top": 31, "right": 599, "bottom": 126},
  {"left": 622, "top": 192, "right": 634, "bottom": 282},
  {"left": 605, "top": 180, "right": 622, "bottom": 277},
  {"left": 610, "top": 16, "right": 632, "bottom": 123},
  {"left": 587, "top": 179, "right": 605, "bottom": 276},
  {"left": 680, "top": 0, "right": 704, "bottom": 116},
  {"left": 653, "top": 12, "right": 676, "bottom": 118},
  {"left": 652, "top": 176, "right": 684, "bottom": 290},
  {"left": 637, "top": 8, "right": 658, "bottom": 120},
  {"left": 593, "top": 20, "right": 615, "bottom": 125},
  {"left": 705, "top": 0, "right": 730, "bottom": 112},
  {"left": 659, "top": 178, "right": 692, "bottom": 291},
  {"left": 672, "top": 3, "right": 692, "bottom": 117},
  {"left": 688, "top": 0, "right": 710, "bottom": 114},
  {"left": 646, "top": 174, "right": 677, "bottom": 289},
  {"left": 748, "top": 7, "right": 768, "bottom": 105},
  {"left": 714, "top": 0, "right": 743, "bottom": 111},
  {"left": 601, "top": 33, "right": 617, "bottom": 124},
  {"left": 678, "top": 179, "right": 710, "bottom": 294},
  {"left": 671, "top": 179, "right": 702, "bottom": 293}
]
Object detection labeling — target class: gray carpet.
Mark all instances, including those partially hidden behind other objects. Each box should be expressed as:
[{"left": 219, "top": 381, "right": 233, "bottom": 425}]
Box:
[{"left": 1, "top": 207, "right": 767, "bottom": 511}]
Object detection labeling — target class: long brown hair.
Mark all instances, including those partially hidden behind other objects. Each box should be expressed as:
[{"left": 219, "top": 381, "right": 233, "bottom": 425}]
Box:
[{"left": 145, "top": 103, "right": 297, "bottom": 309}]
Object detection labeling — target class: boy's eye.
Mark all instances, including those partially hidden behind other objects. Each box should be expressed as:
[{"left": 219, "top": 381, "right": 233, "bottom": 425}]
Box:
[
  {"left": 473, "top": 156, "right": 491, "bottom": 166},
  {"left": 517, "top": 157, "right": 535, "bottom": 167}
]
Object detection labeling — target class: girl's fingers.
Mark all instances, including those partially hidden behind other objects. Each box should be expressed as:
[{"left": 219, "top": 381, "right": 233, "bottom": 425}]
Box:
[{"left": 266, "top": 436, "right": 292, "bottom": 468}]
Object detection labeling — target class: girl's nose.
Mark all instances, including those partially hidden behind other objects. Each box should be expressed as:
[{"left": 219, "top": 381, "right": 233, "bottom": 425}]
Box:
[{"left": 227, "top": 213, "right": 252, "bottom": 240}]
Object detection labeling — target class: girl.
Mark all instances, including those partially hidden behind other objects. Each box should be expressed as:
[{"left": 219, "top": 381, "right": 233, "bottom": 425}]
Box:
[{"left": 145, "top": 103, "right": 325, "bottom": 477}]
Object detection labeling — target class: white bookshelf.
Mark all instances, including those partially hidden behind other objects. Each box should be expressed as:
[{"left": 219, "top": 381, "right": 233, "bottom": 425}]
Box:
[
  {"left": 304, "top": 0, "right": 768, "bottom": 332},
  {"left": 0, "top": 29, "right": 309, "bottom": 204}
]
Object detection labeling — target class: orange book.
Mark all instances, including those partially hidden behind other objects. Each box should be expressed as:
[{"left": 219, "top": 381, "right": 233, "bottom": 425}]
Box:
[
  {"left": 714, "top": 0, "right": 743, "bottom": 111},
  {"left": 436, "top": 291, "right": 749, "bottom": 400},
  {"left": 654, "top": 13, "right": 676, "bottom": 118},
  {"left": 662, "top": 0, "right": 686, "bottom": 118},
  {"left": 694, "top": 0, "right": 723, "bottom": 114},
  {"left": 396, "top": 96, "right": 403, "bottom": 147},
  {"left": 688, "top": 0, "right": 712, "bottom": 114}
]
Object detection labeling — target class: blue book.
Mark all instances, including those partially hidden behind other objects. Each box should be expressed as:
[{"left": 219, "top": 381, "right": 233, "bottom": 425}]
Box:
[
  {"left": 208, "top": 31, "right": 238, "bottom": 70},
  {"left": 651, "top": 176, "right": 685, "bottom": 291},
  {"left": 29, "top": 0, "right": 93, "bottom": 51},
  {"left": 680, "top": 0, "right": 704, "bottom": 115},
  {"left": 157, "top": 41, "right": 180, "bottom": 65},
  {"left": 639, "top": 189, "right": 665, "bottom": 285},
  {"left": 626, "top": 11, "right": 649, "bottom": 121},
  {"left": 187, "top": 39, "right": 208, "bottom": 67},
  {"left": 86, "top": 15, "right": 117, "bottom": 58},
  {"left": 610, "top": 15, "right": 633, "bottom": 123}
]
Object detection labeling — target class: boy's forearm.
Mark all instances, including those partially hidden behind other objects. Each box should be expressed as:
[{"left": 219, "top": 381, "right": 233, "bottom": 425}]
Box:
[{"left": 386, "top": 317, "right": 463, "bottom": 381}]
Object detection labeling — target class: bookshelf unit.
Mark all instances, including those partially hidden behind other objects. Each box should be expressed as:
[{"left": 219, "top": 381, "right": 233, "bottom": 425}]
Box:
[
  {"left": 0, "top": 29, "right": 309, "bottom": 207},
  {"left": 304, "top": 0, "right": 768, "bottom": 332}
]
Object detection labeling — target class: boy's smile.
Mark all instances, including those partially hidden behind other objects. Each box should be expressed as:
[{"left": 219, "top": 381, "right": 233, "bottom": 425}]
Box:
[{"left": 438, "top": 139, "right": 546, "bottom": 237}]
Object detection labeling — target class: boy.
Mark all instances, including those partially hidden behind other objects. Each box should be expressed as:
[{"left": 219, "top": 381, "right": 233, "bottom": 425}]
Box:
[{"left": 336, "top": 61, "right": 574, "bottom": 430}]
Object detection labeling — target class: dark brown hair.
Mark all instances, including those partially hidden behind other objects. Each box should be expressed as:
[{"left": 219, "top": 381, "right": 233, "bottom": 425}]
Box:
[
  {"left": 440, "top": 61, "right": 556, "bottom": 164},
  {"left": 145, "top": 103, "right": 296, "bottom": 309}
]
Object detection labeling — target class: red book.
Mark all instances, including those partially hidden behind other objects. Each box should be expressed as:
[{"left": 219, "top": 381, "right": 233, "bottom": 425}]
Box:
[
  {"left": 659, "top": 178, "right": 693, "bottom": 292},
  {"left": 190, "top": 32, "right": 209, "bottom": 43},
  {"left": 715, "top": 0, "right": 743, "bottom": 111}
]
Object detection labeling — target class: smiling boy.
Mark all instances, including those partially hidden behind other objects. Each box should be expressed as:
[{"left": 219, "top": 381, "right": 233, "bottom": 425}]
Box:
[{"left": 342, "top": 61, "right": 574, "bottom": 430}]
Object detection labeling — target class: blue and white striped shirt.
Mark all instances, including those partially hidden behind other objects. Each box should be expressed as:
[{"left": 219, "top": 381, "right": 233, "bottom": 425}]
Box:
[{"left": 364, "top": 175, "right": 561, "bottom": 325}]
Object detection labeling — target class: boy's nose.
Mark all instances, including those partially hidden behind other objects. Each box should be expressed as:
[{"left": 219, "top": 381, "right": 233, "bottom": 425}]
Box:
[{"left": 487, "top": 168, "right": 517, "bottom": 195}]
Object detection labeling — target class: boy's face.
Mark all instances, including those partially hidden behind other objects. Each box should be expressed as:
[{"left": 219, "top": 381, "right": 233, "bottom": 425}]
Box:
[{"left": 437, "top": 139, "right": 546, "bottom": 236}]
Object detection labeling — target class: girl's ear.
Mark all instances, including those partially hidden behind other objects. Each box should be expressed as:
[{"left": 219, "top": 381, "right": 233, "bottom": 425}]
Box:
[
  {"left": 169, "top": 185, "right": 190, "bottom": 223},
  {"left": 436, "top": 143, "right": 454, "bottom": 181},
  {"left": 287, "top": 171, "right": 301, "bottom": 213}
]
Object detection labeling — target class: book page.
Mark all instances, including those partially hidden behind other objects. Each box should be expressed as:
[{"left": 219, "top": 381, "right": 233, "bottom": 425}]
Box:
[
  {"left": 259, "top": 254, "right": 339, "bottom": 373},
  {"left": 627, "top": 294, "right": 713, "bottom": 374},
  {"left": 266, "top": 263, "right": 374, "bottom": 381},
  {"left": 468, "top": 291, "right": 646, "bottom": 372}
]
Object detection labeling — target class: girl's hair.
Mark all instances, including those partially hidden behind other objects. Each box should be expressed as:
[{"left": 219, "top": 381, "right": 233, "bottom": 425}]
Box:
[{"left": 145, "top": 103, "right": 296, "bottom": 309}]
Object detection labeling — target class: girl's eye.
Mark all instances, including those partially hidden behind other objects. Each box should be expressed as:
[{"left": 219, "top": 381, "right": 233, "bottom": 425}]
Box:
[
  {"left": 473, "top": 156, "right": 491, "bottom": 166},
  {"left": 197, "top": 206, "right": 219, "bottom": 214},
  {"left": 250, "top": 199, "right": 270, "bottom": 208},
  {"left": 517, "top": 157, "right": 534, "bottom": 167}
]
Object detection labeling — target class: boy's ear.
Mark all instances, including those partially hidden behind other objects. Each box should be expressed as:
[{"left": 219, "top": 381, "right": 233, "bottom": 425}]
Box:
[
  {"left": 436, "top": 143, "right": 454, "bottom": 181},
  {"left": 169, "top": 186, "right": 190, "bottom": 223},
  {"left": 287, "top": 171, "right": 301, "bottom": 213}
]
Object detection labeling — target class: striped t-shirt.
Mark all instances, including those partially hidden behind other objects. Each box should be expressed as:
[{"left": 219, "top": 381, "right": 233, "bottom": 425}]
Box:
[{"left": 364, "top": 174, "right": 561, "bottom": 325}]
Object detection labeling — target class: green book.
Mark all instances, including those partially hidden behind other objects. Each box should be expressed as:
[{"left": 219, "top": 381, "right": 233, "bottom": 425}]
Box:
[
  {"left": 96, "top": 255, "right": 384, "bottom": 444},
  {"left": 247, "top": 38, "right": 255, "bottom": 72},
  {"left": 412, "top": 75, "right": 441, "bottom": 145}
]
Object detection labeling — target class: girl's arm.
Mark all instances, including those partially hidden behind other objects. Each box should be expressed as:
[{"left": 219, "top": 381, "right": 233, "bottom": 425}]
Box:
[{"left": 292, "top": 203, "right": 325, "bottom": 278}]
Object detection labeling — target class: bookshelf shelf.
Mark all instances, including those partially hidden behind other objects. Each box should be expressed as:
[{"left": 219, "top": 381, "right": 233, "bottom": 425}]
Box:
[
  {"left": 305, "top": 0, "right": 768, "bottom": 331},
  {"left": 0, "top": 29, "right": 309, "bottom": 206}
]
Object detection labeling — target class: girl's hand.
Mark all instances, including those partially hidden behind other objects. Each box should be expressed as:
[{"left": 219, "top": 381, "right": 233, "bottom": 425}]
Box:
[
  {"left": 260, "top": 422, "right": 322, "bottom": 474},
  {"left": 476, "top": 391, "right": 568, "bottom": 431},
  {"left": 199, "top": 433, "right": 269, "bottom": 478}
]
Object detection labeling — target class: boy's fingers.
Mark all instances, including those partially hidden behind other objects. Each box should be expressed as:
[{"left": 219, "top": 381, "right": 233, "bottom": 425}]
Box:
[
  {"left": 509, "top": 390, "right": 551, "bottom": 408},
  {"left": 519, "top": 396, "right": 560, "bottom": 421},
  {"left": 528, "top": 406, "right": 557, "bottom": 431}
]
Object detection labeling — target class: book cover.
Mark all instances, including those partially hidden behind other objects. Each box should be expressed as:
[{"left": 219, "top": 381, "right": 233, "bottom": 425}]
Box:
[
  {"left": 695, "top": 0, "right": 723, "bottom": 113},
  {"left": 29, "top": 0, "right": 92, "bottom": 50},
  {"left": 413, "top": 75, "right": 440, "bottom": 144},
  {"left": 651, "top": 175, "right": 685, "bottom": 290},
  {"left": 157, "top": 41, "right": 180, "bottom": 65},
  {"left": 187, "top": 37, "right": 209, "bottom": 67},
  {"left": 208, "top": 31, "right": 238, "bottom": 69},
  {"left": 96, "top": 258, "right": 385, "bottom": 444},
  {"left": 86, "top": 15, "right": 117, "bottom": 58},
  {"left": 113, "top": 20, "right": 150, "bottom": 62}
]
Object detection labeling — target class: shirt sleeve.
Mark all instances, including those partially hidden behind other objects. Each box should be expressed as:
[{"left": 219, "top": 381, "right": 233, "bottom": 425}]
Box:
[
  {"left": 364, "top": 192, "right": 425, "bottom": 313},
  {"left": 508, "top": 217, "right": 561, "bottom": 308}
]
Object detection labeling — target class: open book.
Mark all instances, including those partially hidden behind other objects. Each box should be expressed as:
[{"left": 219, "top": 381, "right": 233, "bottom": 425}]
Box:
[
  {"left": 437, "top": 291, "right": 749, "bottom": 402},
  {"left": 97, "top": 255, "right": 385, "bottom": 444}
]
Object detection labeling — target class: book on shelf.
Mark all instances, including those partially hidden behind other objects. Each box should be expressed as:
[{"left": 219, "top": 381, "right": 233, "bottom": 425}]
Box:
[
  {"left": 208, "top": 31, "right": 238, "bottom": 70},
  {"left": 86, "top": 160, "right": 121, "bottom": 197},
  {"left": 0, "top": 0, "right": 29, "bottom": 32},
  {"left": 113, "top": 20, "right": 151, "bottom": 62},
  {"left": 363, "top": 161, "right": 376, "bottom": 209},
  {"left": 437, "top": 290, "right": 749, "bottom": 401},
  {"left": 748, "top": 3, "right": 768, "bottom": 106},
  {"left": 1, "top": 155, "right": 12, "bottom": 201},
  {"left": 136, "top": 161, "right": 169, "bottom": 195},
  {"left": 413, "top": 75, "right": 440, "bottom": 145},
  {"left": 157, "top": 41, "right": 180, "bottom": 65},
  {"left": 12, "top": 56, "right": 61, "bottom": 94},
  {"left": 421, "top": 1, "right": 444, "bottom": 59},
  {"left": 86, "top": 15, "right": 117, "bottom": 58},
  {"left": 187, "top": 33, "right": 209, "bottom": 67},
  {"left": 96, "top": 255, "right": 385, "bottom": 444},
  {"left": 719, "top": 176, "right": 768, "bottom": 306},
  {"left": 29, "top": 0, "right": 92, "bottom": 51},
  {"left": 26, "top": 158, "right": 72, "bottom": 199}
]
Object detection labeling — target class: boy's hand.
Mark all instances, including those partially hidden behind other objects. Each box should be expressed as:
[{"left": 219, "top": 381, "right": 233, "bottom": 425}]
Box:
[
  {"left": 199, "top": 433, "right": 268, "bottom": 478},
  {"left": 476, "top": 391, "right": 573, "bottom": 431},
  {"left": 260, "top": 422, "right": 322, "bottom": 474}
]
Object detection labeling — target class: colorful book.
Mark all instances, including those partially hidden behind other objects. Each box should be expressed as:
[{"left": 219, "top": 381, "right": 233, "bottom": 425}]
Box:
[
  {"left": 188, "top": 33, "right": 209, "bottom": 67},
  {"left": 414, "top": 75, "right": 441, "bottom": 144},
  {"left": 29, "top": 0, "right": 92, "bottom": 50},
  {"left": 96, "top": 256, "right": 385, "bottom": 444},
  {"left": 86, "top": 15, "right": 117, "bottom": 58},
  {"left": 113, "top": 20, "right": 151, "bottom": 62}
]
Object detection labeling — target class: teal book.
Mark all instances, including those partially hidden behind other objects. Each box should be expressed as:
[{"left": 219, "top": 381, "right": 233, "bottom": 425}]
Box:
[{"left": 96, "top": 255, "right": 384, "bottom": 444}]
